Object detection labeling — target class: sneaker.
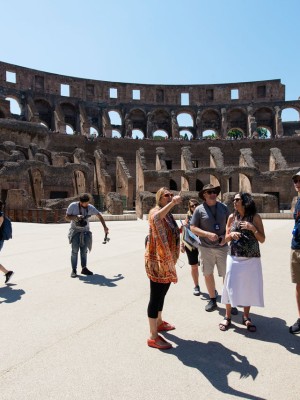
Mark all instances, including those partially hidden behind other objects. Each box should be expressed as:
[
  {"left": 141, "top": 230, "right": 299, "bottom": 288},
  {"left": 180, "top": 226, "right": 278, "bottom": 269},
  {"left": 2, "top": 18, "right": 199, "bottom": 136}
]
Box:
[
  {"left": 205, "top": 298, "right": 217, "bottom": 312},
  {"left": 71, "top": 270, "right": 77, "bottom": 278},
  {"left": 231, "top": 307, "right": 238, "bottom": 315},
  {"left": 81, "top": 267, "right": 93, "bottom": 276},
  {"left": 289, "top": 318, "right": 300, "bottom": 334},
  {"left": 193, "top": 285, "right": 201, "bottom": 296},
  {"left": 5, "top": 271, "right": 14, "bottom": 284}
]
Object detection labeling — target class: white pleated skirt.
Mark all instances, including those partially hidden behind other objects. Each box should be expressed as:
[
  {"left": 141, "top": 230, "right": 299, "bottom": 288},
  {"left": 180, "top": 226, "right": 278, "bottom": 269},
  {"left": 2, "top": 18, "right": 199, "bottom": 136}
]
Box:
[{"left": 221, "top": 255, "right": 264, "bottom": 307}]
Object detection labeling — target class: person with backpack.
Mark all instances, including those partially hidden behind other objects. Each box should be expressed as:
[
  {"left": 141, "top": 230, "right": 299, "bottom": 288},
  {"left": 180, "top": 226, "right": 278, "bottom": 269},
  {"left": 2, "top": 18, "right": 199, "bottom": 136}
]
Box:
[{"left": 0, "top": 200, "right": 14, "bottom": 284}]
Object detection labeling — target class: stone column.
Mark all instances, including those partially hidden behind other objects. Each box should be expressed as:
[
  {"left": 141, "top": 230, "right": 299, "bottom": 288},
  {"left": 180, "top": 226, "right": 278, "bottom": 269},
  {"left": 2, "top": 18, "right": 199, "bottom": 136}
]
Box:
[
  {"left": 274, "top": 106, "right": 283, "bottom": 137},
  {"left": 221, "top": 108, "right": 228, "bottom": 138}
]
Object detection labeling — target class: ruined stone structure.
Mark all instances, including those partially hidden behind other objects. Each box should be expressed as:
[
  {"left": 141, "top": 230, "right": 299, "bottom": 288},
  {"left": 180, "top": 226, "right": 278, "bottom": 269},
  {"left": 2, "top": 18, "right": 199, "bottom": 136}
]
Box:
[{"left": 0, "top": 61, "right": 300, "bottom": 219}]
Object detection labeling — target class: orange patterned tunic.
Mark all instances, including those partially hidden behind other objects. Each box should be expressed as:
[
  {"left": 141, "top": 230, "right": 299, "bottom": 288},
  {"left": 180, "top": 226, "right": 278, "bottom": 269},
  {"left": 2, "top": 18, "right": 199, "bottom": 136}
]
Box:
[{"left": 145, "top": 207, "right": 180, "bottom": 283}]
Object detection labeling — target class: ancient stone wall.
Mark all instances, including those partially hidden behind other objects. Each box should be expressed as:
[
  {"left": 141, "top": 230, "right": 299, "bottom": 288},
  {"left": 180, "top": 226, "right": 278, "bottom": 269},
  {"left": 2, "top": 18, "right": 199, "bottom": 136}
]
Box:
[{"left": 1, "top": 61, "right": 300, "bottom": 216}]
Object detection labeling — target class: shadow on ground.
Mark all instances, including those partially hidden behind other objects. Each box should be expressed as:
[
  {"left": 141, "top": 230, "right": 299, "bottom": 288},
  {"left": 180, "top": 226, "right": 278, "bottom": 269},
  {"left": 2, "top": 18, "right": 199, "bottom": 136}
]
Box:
[
  {"left": 164, "top": 333, "right": 265, "bottom": 400},
  {"left": 0, "top": 284, "right": 26, "bottom": 303},
  {"left": 78, "top": 273, "right": 124, "bottom": 287}
]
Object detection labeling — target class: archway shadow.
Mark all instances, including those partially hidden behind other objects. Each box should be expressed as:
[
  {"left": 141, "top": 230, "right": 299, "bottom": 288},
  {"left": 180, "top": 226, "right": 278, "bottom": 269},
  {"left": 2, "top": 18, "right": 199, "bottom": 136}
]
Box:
[
  {"left": 78, "top": 273, "right": 124, "bottom": 287},
  {"left": 164, "top": 333, "right": 265, "bottom": 400},
  {"left": 0, "top": 284, "right": 26, "bottom": 303},
  {"left": 216, "top": 310, "right": 300, "bottom": 355}
]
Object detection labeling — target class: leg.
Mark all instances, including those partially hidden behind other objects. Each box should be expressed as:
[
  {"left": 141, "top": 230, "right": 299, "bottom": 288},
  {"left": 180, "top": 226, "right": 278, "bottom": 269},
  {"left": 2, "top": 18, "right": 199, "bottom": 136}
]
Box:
[
  {"left": 242, "top": 306, "right": 256, "bottom": 332},
  {"left": 147, "top": 281, "right": 172, "bottom": 348},
  {"left": 0, "top": 264, "right": 9, "bottom": 274},
  {"left": 205, "top": 274, "right": 216, "bottom": 298},
  {"left": 219, "top": 303, "right": 232, "bottom": 331},
  {"left": 71, "top": 234, "right": 80, "bottom": 271},
  {"left": 191, "top": 264, "right": 199, "bottom": 287},
  {"left": 296, "top": 283, "right": 300, "bottom": 317}
]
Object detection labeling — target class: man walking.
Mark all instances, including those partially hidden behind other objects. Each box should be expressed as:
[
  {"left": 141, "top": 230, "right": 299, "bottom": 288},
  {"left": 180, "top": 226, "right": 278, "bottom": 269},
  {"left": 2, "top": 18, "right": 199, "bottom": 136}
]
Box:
[
  {"left": 289, "top": 171, "right": 300, "bottom": 334},
  {"left": 190, "top": 184, "right": 231, "bottom": 312},
  {"left": 66, "top": 193, "right": 109, "bottom": 278}
]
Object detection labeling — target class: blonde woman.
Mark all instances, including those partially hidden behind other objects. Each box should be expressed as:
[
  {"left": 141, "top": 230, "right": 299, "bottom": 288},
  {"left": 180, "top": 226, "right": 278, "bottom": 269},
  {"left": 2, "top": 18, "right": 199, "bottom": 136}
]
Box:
[{"left": 145, "top": 187, "right": 182, "bottom": 350}]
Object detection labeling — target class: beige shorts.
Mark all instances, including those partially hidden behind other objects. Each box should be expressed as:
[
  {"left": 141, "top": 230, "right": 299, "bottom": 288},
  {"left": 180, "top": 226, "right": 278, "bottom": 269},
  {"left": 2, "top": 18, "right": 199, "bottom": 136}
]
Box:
[
  {"left": 199, "top": 246, "right": 228, "bottom": 277},
  {"left": 290, "top": 249, "right": 300, "bottom": 283}
]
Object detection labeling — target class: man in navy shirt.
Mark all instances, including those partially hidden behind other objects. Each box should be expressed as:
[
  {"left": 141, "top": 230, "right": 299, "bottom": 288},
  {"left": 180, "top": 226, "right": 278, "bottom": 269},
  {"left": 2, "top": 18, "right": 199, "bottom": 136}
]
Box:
[{"left": 290, "top": 171, "right": 300, "bottom": 334}]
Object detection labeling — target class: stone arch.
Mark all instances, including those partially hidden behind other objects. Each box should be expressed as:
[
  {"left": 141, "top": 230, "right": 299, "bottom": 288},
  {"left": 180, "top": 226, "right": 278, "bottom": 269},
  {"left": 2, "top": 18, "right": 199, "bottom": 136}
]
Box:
[
  {"left": 281, "top": 106, "right": 300, "bottom": 122},
  {"left": 5, "top": 96, "right": 22, "bottom": 115},
  {"left": 227, "top": 108, "right": 247, "bottom": 135},
  {"left": 128, "top": 108, "right": 146, "bottom": 133},
  {"left": 179, "top": 129, "right": 193, "bottom": 140},
  {"left": 196, "top": 179, "right": 204, "bottom": 192},
  {"left": 73, "top": 170, "right": 86, "bottom": 195},
  {"left": 177, "top": 111, "right": 194, "bottom": 127},
  {"left": 151, "top": 109, "right": 171, "bottom": 137},
  {"left": 35, "top": 99, "right": 52, "bottom": 128},
  {"left": 60, "top": 102, "right": 77, "bottom": 132},
  {"left": 132, "top": 129, "right": 144, "bottom": 139},
  {"left": 200, "top": 109, "right": 221, "bottom": 138},
  {"left": 227, "top": 127, "right": 245, "bottom": 139},
  {"left": 170, "top": 179, "right": 177, "bottom": 191},
  {"left": 256, "top": 125, "right": 272, "bottom": 139},
  {"left": 254, "top": 107, "right": 273, "bottom": 133},
  {"left": 153, "top": 129, "right": 168, "bottom": 139},
  {"left": 108, "top": 110, "right": 122, "bottom": 126},
  {"left": 112, "top": 129, "right": 122, "bottom": 138}
]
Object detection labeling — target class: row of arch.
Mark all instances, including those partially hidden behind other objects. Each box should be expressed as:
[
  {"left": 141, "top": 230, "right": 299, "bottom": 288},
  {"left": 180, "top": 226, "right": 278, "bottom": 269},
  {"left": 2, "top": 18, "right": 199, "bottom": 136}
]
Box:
[{"left": 1, "top": 95, "right": 300, "bottom": 139}]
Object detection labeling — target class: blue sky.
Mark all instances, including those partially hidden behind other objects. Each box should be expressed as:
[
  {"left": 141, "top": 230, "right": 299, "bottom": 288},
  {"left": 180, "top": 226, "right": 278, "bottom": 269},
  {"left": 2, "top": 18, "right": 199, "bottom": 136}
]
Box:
[{"left": 1, "top": 0, "right": 300, "bottom": 123}]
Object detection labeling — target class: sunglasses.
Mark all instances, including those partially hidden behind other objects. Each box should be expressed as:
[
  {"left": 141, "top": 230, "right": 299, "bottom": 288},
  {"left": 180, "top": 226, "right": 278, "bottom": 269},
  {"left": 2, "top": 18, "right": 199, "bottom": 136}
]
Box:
[
  {"left": 163, "top": 193, "right": 174, "bottom": 198},
  {"left": 233, "top": 198, "right": 241, "bottom": 202},
  {"left": 205, "top": 190, "right": 217, "bottom": 195},
  {"left": 293, "top": 179, "right": 300, "bottom": 184},
  {"left": 190, "top": 204, "right": 197, "bottom": 208}
]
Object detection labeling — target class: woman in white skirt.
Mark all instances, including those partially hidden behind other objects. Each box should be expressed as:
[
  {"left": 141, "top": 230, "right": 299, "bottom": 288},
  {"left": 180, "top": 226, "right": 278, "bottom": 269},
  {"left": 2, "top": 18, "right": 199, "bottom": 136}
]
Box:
[{"left": 219, "top": 192, "right": 265, "bottom": 332}]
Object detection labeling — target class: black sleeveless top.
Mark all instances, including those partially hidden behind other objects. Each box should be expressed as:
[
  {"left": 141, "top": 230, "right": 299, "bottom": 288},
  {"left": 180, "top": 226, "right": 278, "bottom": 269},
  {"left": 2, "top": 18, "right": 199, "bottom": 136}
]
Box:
[{"left": 230, "top": 215, "right": 260, "bottom": 258}]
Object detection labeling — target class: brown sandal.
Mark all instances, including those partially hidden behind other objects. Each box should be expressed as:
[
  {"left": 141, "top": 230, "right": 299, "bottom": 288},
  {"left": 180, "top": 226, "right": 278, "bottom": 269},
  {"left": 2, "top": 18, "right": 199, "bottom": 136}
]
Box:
[{"left": 242, "top": 317, "right": 256, "bottom": 332}]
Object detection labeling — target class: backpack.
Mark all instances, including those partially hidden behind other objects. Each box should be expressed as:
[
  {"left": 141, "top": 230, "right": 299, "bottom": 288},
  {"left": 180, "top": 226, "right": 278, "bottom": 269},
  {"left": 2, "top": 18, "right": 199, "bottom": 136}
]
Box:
[{"left": 0, "top": 216, "right": 13, "bottom": 240}]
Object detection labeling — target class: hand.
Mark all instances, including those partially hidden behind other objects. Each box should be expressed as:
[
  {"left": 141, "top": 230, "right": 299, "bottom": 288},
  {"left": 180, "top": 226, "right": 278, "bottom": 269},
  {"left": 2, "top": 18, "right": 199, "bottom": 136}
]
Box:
[
  {"left": 239, "top": 221, "right": 253, "bottom": 231},
  {"left": 206, "top": 232, "right": 219, "bottom": 242},
  {"left": 231, "top": 231, "right": 242, "bottom": 240},
  {"left": 171, "top": 195, "right": 182, "bottom": 205}
]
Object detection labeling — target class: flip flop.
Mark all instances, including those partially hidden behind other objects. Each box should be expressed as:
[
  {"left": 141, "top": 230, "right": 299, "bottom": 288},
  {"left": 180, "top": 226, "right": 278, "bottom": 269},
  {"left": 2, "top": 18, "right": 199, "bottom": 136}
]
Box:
[
  {"left": 157, "top": 321, "right": 175, "bottom": 331},
  {"left": 219, "top": 317, "right": 231, "bottom": 331},
  {"left": 242, "top": 317, "right": 256, "bottom": 332}
]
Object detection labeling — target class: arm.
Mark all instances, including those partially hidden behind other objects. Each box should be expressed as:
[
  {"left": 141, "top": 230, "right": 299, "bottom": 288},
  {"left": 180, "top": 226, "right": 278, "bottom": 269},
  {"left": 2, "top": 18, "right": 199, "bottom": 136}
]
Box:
[
  {"left": 65, "top": 214, "right": 78, "bottom": 222},
  {"left": 97, "top": 213, "right": 109, "bottom": 234},
  {"left": 190, "top": 223, "right": 219, "bottom": 242},
  {"left": 0, "top": 215, "right": 3, "bottom": 227},
  {"left": 156, "top": 195, "right": 182, "bottom": 220},
  {"left": 225, "top": 214, "right": 238, "bottom": 242}
]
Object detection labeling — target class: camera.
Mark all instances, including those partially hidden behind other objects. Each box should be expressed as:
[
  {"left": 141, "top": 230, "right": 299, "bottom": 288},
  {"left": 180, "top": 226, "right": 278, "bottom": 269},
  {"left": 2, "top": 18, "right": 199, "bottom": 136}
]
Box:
[{"left": 75, "top": 215, "right": 88, "bottom": 227}]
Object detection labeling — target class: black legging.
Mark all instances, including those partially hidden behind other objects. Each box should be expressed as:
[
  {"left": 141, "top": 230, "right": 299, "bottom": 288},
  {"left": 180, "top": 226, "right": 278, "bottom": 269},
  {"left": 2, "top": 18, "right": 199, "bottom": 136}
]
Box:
[{"left": 147, "top": 280, "right": 171, "bottom": 318}]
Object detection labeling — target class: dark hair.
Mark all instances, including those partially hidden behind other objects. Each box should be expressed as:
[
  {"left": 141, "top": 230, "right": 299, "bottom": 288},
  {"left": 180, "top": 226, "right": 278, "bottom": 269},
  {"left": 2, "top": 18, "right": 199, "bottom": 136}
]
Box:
[
  {"left": 234, "top": 192, "right": 257, "bottom": 219},
  {"left": 79, "top": 193, "right": 90, "bottom": 202},
  {"left": 0, "top": 200, "right": 3, "bottom": 212}
]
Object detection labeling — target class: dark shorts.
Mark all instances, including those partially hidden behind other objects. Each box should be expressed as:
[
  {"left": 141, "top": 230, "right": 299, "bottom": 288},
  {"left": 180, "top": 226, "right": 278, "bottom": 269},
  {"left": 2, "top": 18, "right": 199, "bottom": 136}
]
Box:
[{"left": 185, "top": 246, "right": 199, "bottom": 266}]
